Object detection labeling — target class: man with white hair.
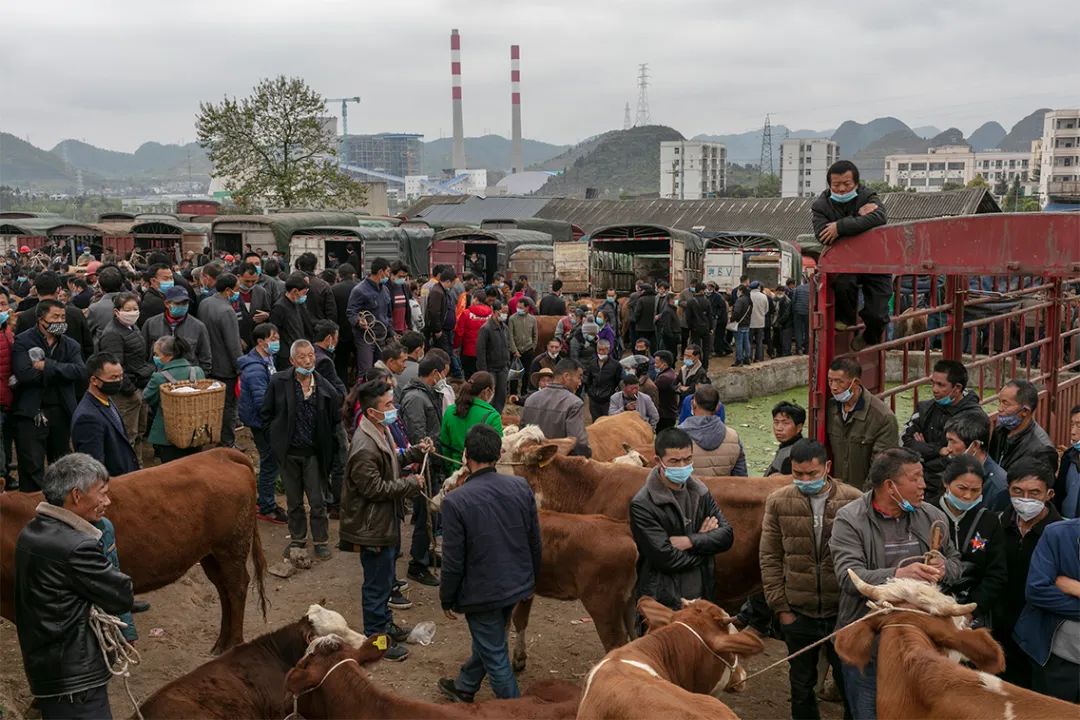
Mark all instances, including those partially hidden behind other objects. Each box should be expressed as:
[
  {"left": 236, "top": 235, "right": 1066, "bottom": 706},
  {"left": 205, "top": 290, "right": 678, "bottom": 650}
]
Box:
[
  {"left": 261, "top": 339, "right": 343, "bottom": 562},
  {"left": 15, "top": 453, "right": 134, "bottom": 720}
]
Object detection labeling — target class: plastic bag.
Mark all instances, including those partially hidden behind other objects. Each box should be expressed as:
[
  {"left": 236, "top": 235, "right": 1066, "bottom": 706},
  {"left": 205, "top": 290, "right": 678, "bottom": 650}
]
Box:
[
  {"left": 508, "top": 357, "right": 524, "bottom": 382},
  {"left": 407, "top": 620, "right": 437, "bottom": 646}
]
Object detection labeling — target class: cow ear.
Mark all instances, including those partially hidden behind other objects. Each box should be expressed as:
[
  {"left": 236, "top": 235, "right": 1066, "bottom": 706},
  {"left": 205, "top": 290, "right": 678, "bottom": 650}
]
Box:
[
  {"left": 622, "top": 442, "right": 633, "bottom": 452},
  {"left": 526, "top": 443, "right": 560, "bottom": 467},
  {"left": 715, "top": 630, "right": 766, "bottom": 657},
  {"left": 358, "top": 634, "right": 390, "bottom": 665},
  {"left": 833, "top": 618, "right": 877, "bottom": 671},
  {"left": 638, "top": 597, "right": 674, "bottom": 632}
]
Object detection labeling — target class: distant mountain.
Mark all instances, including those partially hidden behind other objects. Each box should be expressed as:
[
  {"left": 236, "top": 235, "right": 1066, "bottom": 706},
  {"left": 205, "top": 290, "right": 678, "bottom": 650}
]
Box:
[
  {"left": 51, "top": 139, "right": 210, "bottom": 179},
  {"left": 537, "top": 125, "right": 684, "bottom": 199},
  {"left": 998, "top": 109, "right": 1050, "bottom": 151},
  {"left": 912, "top": 126, "right": 942, "bottom": 139},
  {"left": 852, "top": 128, "right": 929, "bottom": 181},
  {"left": 929, "top": 128, "right": 967, "bottom": 147},
  {"left": 1, "top": 132, "right": 85, "bottom": 190},
  {"left": 831, "top": 117, "right": 911, "bottom": 157},
  {"left": 693, "top": 126, "right": 833, "bottom": 169},
  {"left": 968, "top": 121, "right": 1006, "bottom": 151},
  {"left": 422, "top": 135, "right": 569, "bottom": 176}
]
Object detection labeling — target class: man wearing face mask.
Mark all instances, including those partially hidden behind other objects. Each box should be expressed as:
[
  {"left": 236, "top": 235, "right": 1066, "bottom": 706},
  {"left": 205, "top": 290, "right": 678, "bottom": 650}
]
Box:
[
  {"left": 830, "top": 448, "right": 962, "bottom": 719},
  {"left": 582, "top": 338, "right": 621, "bottom": 421},
  {"left": 475, "top": 300, "right": 511, "bottom": 412},
  {"left": 347, "top": 257, "right": 394, "bottom": 375},
  {"left": 71, "top": 353, "right": 140, "bottom": 477},
  {"left": 986, "top": 379, "right": 1059, "bottom": 477},
  {"left": 629, "top": 428, "right": 733, "bottom": 620},
  {"left": 261, "top": 339, "right": 343, "bottom": 563},
  {"left": 235, "top": 262, "right": 272, "bottom": 351},
  {"left": 825, "top": 357, "right": 899, "bottom": 488},
  {"left": 270, "top": 273, "right": 315, "bottom": 369},
  {"left": 522, "top": 358, "right": 590, "bottom": 457},
  {"left": 12, "top": 300, "right": 86, "bottom": 493},
  {"left": 527, "top": 338, "right": 566, "bottom": 391},
  {"left": 995, "top": 458, "right": 1062, "bottom": 690},
  {"left": 901, "top": 360, "right": 987, "bottom": 502},
  {"left": 810, "top": 160, "right": 889, "bottom": 351},
  {"left": 198, "top": 272, "right": 244, "bottom": 448},
  {"left": 97, "top": 292, "right": 153, "bottom": 449},
  {"left": 141, "top": 286, "right": 213, "bottom": 375},
  {"left": 341, "top": 380, "right": 433, "bottom": 661},
  {"left": 760, "top": 439, "right": 861, "bottom": 720}
]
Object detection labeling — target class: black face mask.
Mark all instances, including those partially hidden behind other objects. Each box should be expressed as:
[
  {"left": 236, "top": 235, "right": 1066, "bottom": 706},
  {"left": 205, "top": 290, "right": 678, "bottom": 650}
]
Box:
[{"left": 97, "top": 379, "right": 123, "bottom": 395}]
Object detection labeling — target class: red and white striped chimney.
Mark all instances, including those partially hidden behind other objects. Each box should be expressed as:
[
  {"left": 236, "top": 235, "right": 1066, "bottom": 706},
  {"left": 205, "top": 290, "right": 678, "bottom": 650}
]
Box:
[
  {"left": 450, "top": 28, "right": 466, "bottom": 171},
  {"left": 510, "top": 44, "right": 523, "bottom": 174}
]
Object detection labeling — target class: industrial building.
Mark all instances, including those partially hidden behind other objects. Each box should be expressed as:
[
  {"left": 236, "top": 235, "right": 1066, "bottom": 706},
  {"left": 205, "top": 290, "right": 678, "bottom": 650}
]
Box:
[
  {"left": 1040, "top": 108, "right": 1080, "bottom": 206},
  {"left": 884, "top": 146, "right": 1034, "bottom": 195},
  {"left": 659, "top": 141, "right": 726, "bottom": 200},
  {"left": 780, "top": 139, "right": 840, "bottom": 198},
  {"left": 340, "top": 134, "right": 424, "bottom": 188}
]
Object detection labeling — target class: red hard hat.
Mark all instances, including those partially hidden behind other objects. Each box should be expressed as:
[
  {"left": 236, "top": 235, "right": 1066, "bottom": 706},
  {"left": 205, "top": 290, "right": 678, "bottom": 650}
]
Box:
[{"left": 18, "top": 246, "right": 30, "bottom": 254}]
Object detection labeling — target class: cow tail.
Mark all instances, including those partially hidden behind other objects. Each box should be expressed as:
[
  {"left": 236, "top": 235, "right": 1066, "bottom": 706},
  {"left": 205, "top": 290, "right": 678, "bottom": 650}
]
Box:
[{"left": 249, "top": 521, "right": 269, "bottom": 621}]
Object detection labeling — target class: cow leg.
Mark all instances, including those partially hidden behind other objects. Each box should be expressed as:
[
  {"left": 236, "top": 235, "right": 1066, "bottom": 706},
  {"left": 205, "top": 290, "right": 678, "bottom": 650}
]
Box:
[
  {"left": 583, "top": 592, "right": 633, "bottom": 651},
  {"left": 200, "top": 551, "right": 250, "bottom": 655},
  {"left": 510, "top": 597, "right": 533, "bottom": 673}
]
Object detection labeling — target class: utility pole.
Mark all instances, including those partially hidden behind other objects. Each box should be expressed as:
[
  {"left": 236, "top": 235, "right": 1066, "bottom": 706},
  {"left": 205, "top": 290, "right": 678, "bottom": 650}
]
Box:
[
  {"left": 759, "top": 114, "right": 774, "bottom": 177},
  {"left": 634, "top": 64, "right": 650, "bottom": 127},
  {"left": 624, "top": 102, "right": 632, "bottom": 131}
]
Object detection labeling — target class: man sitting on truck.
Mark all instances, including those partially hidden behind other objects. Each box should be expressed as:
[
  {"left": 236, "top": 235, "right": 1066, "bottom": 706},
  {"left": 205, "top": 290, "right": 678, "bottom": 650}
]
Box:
[{"left": 811, "top": 160, "right": 889, "bottom": 351}]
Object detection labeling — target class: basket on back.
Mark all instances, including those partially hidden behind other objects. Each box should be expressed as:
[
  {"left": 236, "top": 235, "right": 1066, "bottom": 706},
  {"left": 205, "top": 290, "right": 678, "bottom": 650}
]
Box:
[{"left": 159, "top": 379, "right": 225, "bottom": 448}]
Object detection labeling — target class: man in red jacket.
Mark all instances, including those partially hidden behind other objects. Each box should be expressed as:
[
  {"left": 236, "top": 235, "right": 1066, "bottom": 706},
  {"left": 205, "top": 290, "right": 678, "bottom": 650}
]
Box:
[{"left": 454, "top": 294, "right": 493, "bottom": 378}]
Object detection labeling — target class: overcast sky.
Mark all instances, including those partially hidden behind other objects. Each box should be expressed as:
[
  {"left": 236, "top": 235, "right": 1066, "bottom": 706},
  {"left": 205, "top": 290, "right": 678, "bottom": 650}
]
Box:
[{"left": 3, "top": 0, "right": 1078, "bottom": 152}]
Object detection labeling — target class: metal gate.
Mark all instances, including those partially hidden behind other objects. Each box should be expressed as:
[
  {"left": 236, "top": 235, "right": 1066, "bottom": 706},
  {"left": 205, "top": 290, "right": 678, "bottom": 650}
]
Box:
[{"left": 809, "top": 213, "right": 1080, "bottom": 446}]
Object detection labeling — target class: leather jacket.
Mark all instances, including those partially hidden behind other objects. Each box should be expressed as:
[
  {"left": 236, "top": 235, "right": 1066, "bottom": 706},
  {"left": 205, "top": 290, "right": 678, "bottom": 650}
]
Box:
[{"left": 15, "top": 503, "right": 134, "bottom": 698}]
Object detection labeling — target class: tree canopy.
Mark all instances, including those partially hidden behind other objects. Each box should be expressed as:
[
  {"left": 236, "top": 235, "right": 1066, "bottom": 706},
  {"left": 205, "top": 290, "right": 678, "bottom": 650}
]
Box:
[{"left": 196, "top": 76, "right": 367, "bottom": 210}]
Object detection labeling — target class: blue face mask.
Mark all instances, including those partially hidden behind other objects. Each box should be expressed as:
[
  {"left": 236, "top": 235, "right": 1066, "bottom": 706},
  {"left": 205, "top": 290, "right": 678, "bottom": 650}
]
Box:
[
  {"left": 683, "top": 358, "right": 694, "bottom": 368},
  {"left": 394, "top": 277, "right": 406, "bottom": 286},
  {"left": 295, "top": 365, "right": 314, "bottom": 376},
  {"left": 889, "top": 482, "right": 916, "bottom": 513},
  {"left": 295, "top": 294, "right": 308, "bottom": 305},
  {"left": 1073, "top": 440, "right": 1080, "bottom": 452},
  {"left": 830, "top": 189, "right": 858, "bottom": 203},
  {"left": 17, "top": 276, "right": 27, "bottom": 283},
  {"left": 267, "top": 340, "right": 281, "bottom": 354},
  {"left": 0, "top": 310, "right": 9, "bottom": 326},
  {"left": 380, "top": 407, "right": 398, "bottom": 425},
  {"left": 833, "top": 380, "right": 856, "bottom": 404},
  {"left": 661, "top": 462, "right": 693, "bottom": 485},
  {"left": 596, "top": 316, "right": 605, "bottom": 326},
  {"left": 794, "top": 477, "right": 827, "bottom": 496},
  {"left": 230, "top": 291, "right": 240, "bottom": 303},
  {"left": 159, "top": 280, "right": 174, "bottom": 292},
  {"left": 254, "top": 265, "right": 262, "bottom": 276},
  {"left": 168, "top": 304, "right": 188, "bottom": 317},
  {"left": 945, "top": 491, "right": 982, "bottom": 513},
  {"left": 380, "top": 276, "right": 389, "bottom": 285},
  {"left": 996, "top": 412, "right": 1022, "bottom": 430},
  {"left": 153, "top": 356, "right": 164, "bottom": 369},
  {"left": 936, "top": 395, "right": 954, "bottom": 406}
]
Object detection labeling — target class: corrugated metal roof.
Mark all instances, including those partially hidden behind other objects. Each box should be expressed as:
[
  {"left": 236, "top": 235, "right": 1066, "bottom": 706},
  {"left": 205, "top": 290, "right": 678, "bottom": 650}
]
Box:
[
  {"left": 413, "top": 196, "right": 552, "bottom": 224},
  {"left": 130, "top": 219, "right": 210, "bottom": 235},
  {"left": 211, "top": 212, "right": 360, "bottom": 252},
  {"left": 0, "top": 217, "right": 97, "bottom": 236},
  {"left": 403, "top": 194, "right": 472, "bottom": 217},
  {"left": 882, "top": 188, "right": 1000, "bottom": 221}
]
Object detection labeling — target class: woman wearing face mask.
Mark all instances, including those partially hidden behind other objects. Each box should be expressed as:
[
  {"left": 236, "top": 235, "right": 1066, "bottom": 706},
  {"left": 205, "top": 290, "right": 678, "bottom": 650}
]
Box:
[
  {"left": 596, "top": 307, "right": 618, "bottom": 357},
  {"left": 936, "top": 455, "right": 1007, "bottom": 629},
  {"left": 97, "top": 292, "right": 153, "bottom": 450},
  {"left": 475, "top": 301, "right": 511, "bottom": 412},
  {"left": 438, "top": 372, "right": 502, "bottom": 472},
  {"left": 143, "top": 335, "right": 205, "bottom": 464}
]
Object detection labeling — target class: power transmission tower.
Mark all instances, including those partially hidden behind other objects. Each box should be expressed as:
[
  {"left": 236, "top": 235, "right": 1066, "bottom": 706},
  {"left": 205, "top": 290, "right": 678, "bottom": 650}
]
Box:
[
  {"left": 634, "top": 64, "right": 650, "bottom": 127},
  {"left": 759, "top": 114, "right": 774, "bottom": 177},
  {"left": 623, "top": 102, "right": 632, "bottom": 130}
]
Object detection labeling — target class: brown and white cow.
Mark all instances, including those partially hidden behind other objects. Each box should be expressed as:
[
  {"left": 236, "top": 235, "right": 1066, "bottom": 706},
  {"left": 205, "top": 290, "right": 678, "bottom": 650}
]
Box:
[
  {"left": 285, "top": 635, "right": 582, "bottom": 719},
  {"left": 834, "top": 570, "right": 1075, "bottom": 719},
  {"left": 511, "top": 511, "right": 638, "bottom": 672},
  {"left": 577, "top": 597, "right": 765, "bottom": 720},
  {"left": 139, "top": 605, "right": 370, "bottom": 719},
  {"left": 505, "top": 444, "right": 790, "bottom": 608},
  {"left": 585, "top": 412, "right": 654, "bottom": 462},
  {"left": 0, "top": 448, "right": 266, "bottom": 654}
]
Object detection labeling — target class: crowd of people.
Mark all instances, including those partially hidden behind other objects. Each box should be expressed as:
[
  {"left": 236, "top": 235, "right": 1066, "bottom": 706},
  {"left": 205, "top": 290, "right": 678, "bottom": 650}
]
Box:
[{"left": 7, "top": 158, "right": 1080, "bottom": 719}]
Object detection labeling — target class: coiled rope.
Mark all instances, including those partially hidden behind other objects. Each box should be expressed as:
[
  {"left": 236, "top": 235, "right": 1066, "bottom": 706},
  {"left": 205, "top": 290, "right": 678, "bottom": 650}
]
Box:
[{"left": 89, "top": 605, "right": 144, "bottom": 720}]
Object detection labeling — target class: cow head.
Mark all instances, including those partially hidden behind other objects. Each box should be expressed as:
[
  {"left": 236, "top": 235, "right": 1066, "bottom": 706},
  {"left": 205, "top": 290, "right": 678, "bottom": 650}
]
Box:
[
  {"left": 834, "top": 570, "right": 1004, "bottom": 674},
  {"left": 303, "top": 604, "right": 367, "bottom": 650},
  {"left": 285, "top": 633, "right": 389, "bottom": 718},
  {"left": 637, "top": 597, "right": 764, "bottom": 695},
  {"left": 612, "top": 443, "right": 648, "bottom": 467}
]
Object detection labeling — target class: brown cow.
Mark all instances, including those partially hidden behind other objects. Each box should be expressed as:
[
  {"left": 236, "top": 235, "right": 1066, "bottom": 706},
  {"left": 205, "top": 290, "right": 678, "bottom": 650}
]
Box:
[
  {"left": 535, "top": 315, "right": 563, "bottom": 354},
  {"left": 585, "top": 412, "right": 654, "bottom": 462},
  {"left": 577, "top": 597, "right": 764, "bottom": 720},
  {"left": 508, "top": 445, "right": 789, "bottom": 607},
  {"left": 0, "top": 448, "right": 266, "bottom": 654},
  {"left": 140, "top": 605, "right": 370, "bottom": 719},
  {"left": 511, "top": 511, "right": 638, "bottom": 672},
  {"left": 834, "top": 570, "right": 1074, "bottom": 720},
  {"left": 286, "top": 635, "right": 581, "bottom": 719}
]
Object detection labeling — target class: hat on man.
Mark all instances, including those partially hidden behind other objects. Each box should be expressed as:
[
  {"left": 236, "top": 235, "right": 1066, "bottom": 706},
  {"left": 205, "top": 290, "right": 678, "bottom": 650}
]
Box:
[
  {"left": 164, "top": 286, "right": 190, "bottom": 302},
  {"left": 749, "top": 280, "right": 761, "bottom": 289},
  {"left": 530, "top": 366, "right": 555, "bottom": 389},
  {"left": 18, "top": 246, "right": 30, "bottom": 254}
]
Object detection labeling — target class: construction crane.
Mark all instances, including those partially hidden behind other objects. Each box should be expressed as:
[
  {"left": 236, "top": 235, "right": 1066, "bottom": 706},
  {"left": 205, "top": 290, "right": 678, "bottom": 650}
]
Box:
[{"left": 324, "top": 96, "right": 360, "bottom": 137}]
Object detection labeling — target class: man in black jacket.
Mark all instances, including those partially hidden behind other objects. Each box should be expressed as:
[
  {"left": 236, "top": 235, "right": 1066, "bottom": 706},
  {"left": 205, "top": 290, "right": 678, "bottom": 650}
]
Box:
[
  {"left": 475, "top": 300, "right": 510, "bottom": 412},
  {"left": 15, "top": 453, "right": 134, "bottom": 720},
  {"left": 14, "top": 271, "right": 93, "bottom": 360},
  {"left": 653, "top": 281, "right": 679, "bottom": 354},
  {"left": 684, "top": 282, "right": 713, "bottom": 370},
  {"left": 269, "top": 273, "right": 314, "bottom": 368},
  {"left": 705, "top": 282, "right": 730, "bottom": 357},
  {"left": 314, "top": 319, "right": 348, "bottom": 515},
  {"left": 537, "top": 278, "right": 567, "bottom": 317},
  {"left": 987, "top": 379, "right": 1059, "bottom": 476},
  {"left": 629, "top": 428, "right": 733, "bottom": 623},
  {"left": 582, "top": 338, "right": 622, "bottom": 420},
  {"left": 295, "top": 252, "right": 337, "bottom": 323},
  {"left": 331, "top": 264, "right": 359, "bottom": 385},
  {"left": 261, "top": 339, "right": 342, "bottom": 562},
  {"left": 439, "top": 424, "right": 540, "bottom": 702},
  {"left": 633, "top": 283, "right": 658, "bottom": 350},
  {"left": 810, "top": 160, "right": 888, "bottom": 350},
  {"left": 424, "top": 268, "right": 456, "bottom": 356},
  {"left": 13, "top": 300, "right": 87, "bottom": 493}
]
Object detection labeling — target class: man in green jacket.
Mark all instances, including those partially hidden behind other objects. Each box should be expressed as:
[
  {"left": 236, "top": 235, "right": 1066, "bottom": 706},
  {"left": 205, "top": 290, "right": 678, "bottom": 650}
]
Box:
[
  {"left": 341, "top": 379, "right": 432, "bottom": 662},
  {"left": 507, "top": 297, "right": 538, "bottom": 397},
  {"left": 825, "top": 357, "right": 899, "bottom": 488}
]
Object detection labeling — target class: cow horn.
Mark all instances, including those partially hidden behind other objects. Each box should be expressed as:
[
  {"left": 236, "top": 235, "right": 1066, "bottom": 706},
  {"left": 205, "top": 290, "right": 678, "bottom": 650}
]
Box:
[
  {"left": 621, "top": 442, "right": 633, "bottom": 452},
  {"left": 847, "top": 569, "right": 883, "bottom": 601},
  {"left": 947, "top": 601, "right": 978, "bottom": 617}
]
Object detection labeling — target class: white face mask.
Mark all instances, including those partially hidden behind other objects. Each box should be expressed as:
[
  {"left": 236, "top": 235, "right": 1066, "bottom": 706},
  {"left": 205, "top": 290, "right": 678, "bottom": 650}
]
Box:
[
  {"left": 597, "top": 354, "right": 609, "bottom": 362},
  {"left": 1011, "top": 497, "right": 1045, "bottom": 522},
  {"left": 117, "top": 309, "right": 140, "bottom": 327}
]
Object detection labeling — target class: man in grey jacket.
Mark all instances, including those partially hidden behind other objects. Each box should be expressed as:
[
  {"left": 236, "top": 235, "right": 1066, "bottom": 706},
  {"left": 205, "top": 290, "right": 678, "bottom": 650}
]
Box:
[
  {"left": 829, "top": 447, "right": 962, "bottom": 720},
  {"left": 141, "top": 286, "right": 213, "bottom": 374},
  {"left": 198, "top": 273, "right": 243, "bottom": 446},
  {"left": 87, "top": 266, "right": 126, "bottom": 342},
  {"left": 609, "top": 374, "right": 658, "bottom": 430},
  {"left": 521, "top": 358, "right": 590, "bottom": 457}
]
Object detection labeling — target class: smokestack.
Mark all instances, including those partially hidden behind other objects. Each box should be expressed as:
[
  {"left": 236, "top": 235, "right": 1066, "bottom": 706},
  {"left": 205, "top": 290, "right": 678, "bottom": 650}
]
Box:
[
  {"left": 510, "top": 44, "right": 523, "bottom": 174},
  {"left": 451, "top": 29, "right": 466, "bottom": 171}
]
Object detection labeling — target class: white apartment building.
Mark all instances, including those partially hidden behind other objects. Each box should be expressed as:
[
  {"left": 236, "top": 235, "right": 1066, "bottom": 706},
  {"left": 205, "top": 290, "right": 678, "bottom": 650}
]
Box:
[
  {"left": 1039, "top": 109, "right": 1080, "bottom": 204},
  {"left": 780, "top": 138, "right": 840, "bottom": 198},
  {"left": 659, "top": 141, "right": 726, "bottom": 200},
  {"left": 884, "top": 145, "right": 1034, "bottom": 195}
]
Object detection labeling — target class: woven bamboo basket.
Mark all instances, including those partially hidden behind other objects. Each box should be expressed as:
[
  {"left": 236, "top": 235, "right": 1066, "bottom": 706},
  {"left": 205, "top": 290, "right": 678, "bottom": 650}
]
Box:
[{"left": 159, "top": 379, "right": 225, "bottom": 448}]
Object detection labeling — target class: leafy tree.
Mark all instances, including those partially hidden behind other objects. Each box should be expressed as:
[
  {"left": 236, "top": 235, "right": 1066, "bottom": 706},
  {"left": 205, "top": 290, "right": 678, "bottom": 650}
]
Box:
[
  {"left": 940, "top": 182, "right": 965, "bottom": 192},
  {"left": 1001, "top": 176, "right": 1029, "bottom": 211},
  {"left": 966, "top": 174, "right": 989, "bottom": 189},
  {"left": 866, "top": 181, "right": 907, "bottom": 194},
  {"left": 993, "top": 174, "right": 1009, "bottom": 198},
  {"left": 756, "top": 173, "right": 781, "bottom": 197},
  {"left": 196, "top": 76, "right": 367, "bottom": 210}
]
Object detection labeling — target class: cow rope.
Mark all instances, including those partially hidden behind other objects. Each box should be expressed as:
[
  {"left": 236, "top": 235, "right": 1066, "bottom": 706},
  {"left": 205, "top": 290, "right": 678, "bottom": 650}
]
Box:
[
  {"left": 734, "top": 602, "right": 937, "bottom": 687},
  {"left": 673, "top": 621, "right": 737, "bottom": 672},
  {"left": 419, "top": 451, "right": 438, "bottom": 576},
  {"left": 283, "top": 657, "right": 359, "bottom": 720},
  {"left": 356, "top": 311, "right": 389, "bottom": 345},
  {"left": 89, "top": 605, "right": 144, "bottom": 720}
]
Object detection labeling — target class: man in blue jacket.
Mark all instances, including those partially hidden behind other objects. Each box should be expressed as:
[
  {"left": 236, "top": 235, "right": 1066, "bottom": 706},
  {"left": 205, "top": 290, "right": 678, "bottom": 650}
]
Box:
[
  {"left": 237, "top": 322, "right": 287, "bottom": 524},
  {"left": 346, "top": 257, "right": 393, "bottom": 375},
  {"left": 438, "top": 424, "right": 541, "bottom": 702},
  {"left": 70, "top": 353, "right": 140, "bottom": 477},
  {"left": 1015, "top": 518, "right": 1080, "bottom": 703}
]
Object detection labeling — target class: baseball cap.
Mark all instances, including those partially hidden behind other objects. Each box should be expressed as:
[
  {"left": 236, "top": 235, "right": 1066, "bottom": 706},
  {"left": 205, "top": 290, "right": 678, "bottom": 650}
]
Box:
[{"left": 164, "top": 286, "right": 190, "bottom": 302}]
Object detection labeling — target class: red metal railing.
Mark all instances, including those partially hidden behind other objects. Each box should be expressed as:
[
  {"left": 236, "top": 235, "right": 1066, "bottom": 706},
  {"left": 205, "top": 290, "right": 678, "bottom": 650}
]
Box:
[{"left": 809, "top": 213, "right": 1080, "bottom": 446}]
